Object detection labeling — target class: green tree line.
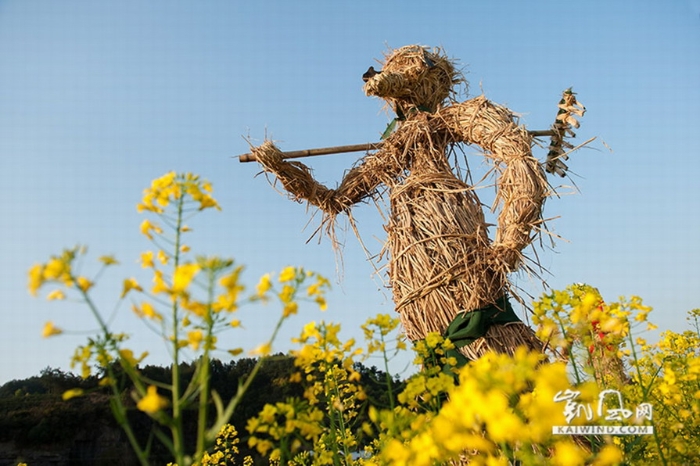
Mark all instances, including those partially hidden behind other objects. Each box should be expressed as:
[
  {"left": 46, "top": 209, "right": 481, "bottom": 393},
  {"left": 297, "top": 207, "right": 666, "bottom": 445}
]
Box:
[{"left": 0, "top": 356, "right": 400, "bottom": 465}]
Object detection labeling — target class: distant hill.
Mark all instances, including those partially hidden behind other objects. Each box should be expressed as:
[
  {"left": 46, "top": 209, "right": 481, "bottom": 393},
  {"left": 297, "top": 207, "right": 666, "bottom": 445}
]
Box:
[{"left": 0, "top": 356, "right": 399, "bottom": 465}]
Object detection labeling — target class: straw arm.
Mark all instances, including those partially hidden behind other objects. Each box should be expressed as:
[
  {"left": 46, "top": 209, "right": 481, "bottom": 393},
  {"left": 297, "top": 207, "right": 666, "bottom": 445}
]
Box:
[
  {"left": 250, "top": 141, "right": 387, "bottom": 215},
  {"left": 438, "top": 97, "right": 548, "bottom": 269}
]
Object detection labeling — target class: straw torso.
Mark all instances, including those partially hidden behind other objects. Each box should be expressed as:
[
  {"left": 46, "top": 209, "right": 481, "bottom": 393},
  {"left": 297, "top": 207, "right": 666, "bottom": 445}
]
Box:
[{"left": 380, "top": 110, "right": 506, "bottom": 341}]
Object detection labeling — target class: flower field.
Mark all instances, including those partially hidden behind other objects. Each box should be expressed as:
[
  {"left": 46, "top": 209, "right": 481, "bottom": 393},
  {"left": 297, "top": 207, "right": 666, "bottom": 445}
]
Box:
[{"left": 27, "top": 173, "right": 700, "bottom": 465}]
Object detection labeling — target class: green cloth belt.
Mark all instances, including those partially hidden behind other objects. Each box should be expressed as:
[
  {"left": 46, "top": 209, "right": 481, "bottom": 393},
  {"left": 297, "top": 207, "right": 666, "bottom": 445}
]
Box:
[{"left": 442, "top": 296, "right": 521, "bottom": 369}]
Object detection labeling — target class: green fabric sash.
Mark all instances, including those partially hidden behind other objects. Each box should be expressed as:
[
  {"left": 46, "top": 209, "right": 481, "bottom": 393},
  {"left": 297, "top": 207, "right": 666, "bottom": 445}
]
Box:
[{"left": 443, "top": 296, "right": 521, "bottom": 369}]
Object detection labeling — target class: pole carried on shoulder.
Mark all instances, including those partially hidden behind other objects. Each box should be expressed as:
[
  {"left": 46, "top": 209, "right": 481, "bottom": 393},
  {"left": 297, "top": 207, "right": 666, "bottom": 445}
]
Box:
[
  {"left": 237, "top": 130, "right": 555, "bottom": 163},
  {"left": 237, "top": 142, "right": 385, "bottom": 163}
]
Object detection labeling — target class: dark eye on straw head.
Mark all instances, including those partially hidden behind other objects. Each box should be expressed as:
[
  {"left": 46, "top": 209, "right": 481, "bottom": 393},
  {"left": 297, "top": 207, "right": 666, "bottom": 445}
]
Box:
[{"left": 362, "top": 66, "right": 381, "bottom": 82}]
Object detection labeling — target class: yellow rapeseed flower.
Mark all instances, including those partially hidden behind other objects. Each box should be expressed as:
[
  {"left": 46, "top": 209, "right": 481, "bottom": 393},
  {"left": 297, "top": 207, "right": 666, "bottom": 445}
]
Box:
[
  {"left": 142, "top": 302, "right": 162, "bottom": 320},
  {"left": 62, "top": 388, "right": 84, "bottom": 400},
  {"left": 256, "top": 273, "right": 272, "bottom": 297},
  {"left": 252, "top": 342, "right": 272, "bottom": 356},
  {"left": 283, "top": 302, "right": 299, "bottom": 317},
  {"left": 152, "top": 270, "right": 169, "bottom": 294},
  {"left": 137, "top": 171, "right": 177, "bottom": 213},
  {"left": 172, "top": 263, "right": 200, "bottom": 293},
  {"left": 315, "top": 296, "right": 327, "bottom": 311},
  {"left": 581, "top": 291, "right": 599, "bottom": 309},
  {"left": 600, "top": 317, "right": 625, "bottom": 334},
  {"left": 181, "top": 296, "right": 207, "bottom": 317},
  {"left": 591, "top": 445, "right": 623, "bottom": 465},
  {"left": 278, "top": 284, "right": 294, "bottom": 304},
  {"left": 132, "top": 302, "right": 163, "bottom": 321},
  {"left": 197, "top": 195, "right": 220, "bottom": 211},
  {"left": 43, "top": 258, "right": 67, "bottom": 280},
  {"left": 279, "top": 266, "right": 297, "bottom": 283},
  {"left": 121, "top": 277, "right": 143, "bottom": 298},
  {"left": 363, "top": 313, "right": 398, "bottom": 336},
  {"left": 139, "top": 219, "right": 163, "bottom": 240},
  {"left": 153, "top": 171, "right": 176, "bottom": 189},
  {"left": 28, "top": 263, "right": 44, "bottom": 296},
  {"left": 139, "top": 172, "right": 221, "bottom": 212},
  {"left": 213, "top": 293, "right": 237, "bottom": 313},
  {"left": 187, "top": 330, "right": 204, "bottom": 351},
  {"left": 383, "top": 438, "right": 412, "bottom": 465},
  {"left": 298, "top": 321, "right": 319, "bottom": 342},
  {"left": 219, "top": 266, "right": 243, "bottom": 292},
  {"left": 42, "top": 321, "right": 63, "bottom": 338},
  {"left": 140, "top": 251, "right": 155, "bottom": 268},
  {"left": 137, "top": 385, "right": 169, "bottom": 414},
  {"left": 119, "top": 348, "right": 148, "bottom": 366},
  {"left": 306, "top": 282, "right": 321, "bottom": 296},
  {"left": 98, "top": 255, "right": 119, "bottom": 266},
  {"left": 551, "top": 441, "right": 586, "bottom": 466},
  {"left": 76, "top": 276, "right": 93, "bottom": 292},
  {"left": 157, "top": 250, "right": 169, "bottom": 264},
  {"left": 46, "top": 289, "right": 66, "bottom": 301}
]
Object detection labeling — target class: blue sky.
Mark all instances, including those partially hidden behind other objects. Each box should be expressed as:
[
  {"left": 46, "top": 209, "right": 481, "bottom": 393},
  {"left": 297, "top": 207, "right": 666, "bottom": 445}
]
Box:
[{"left": 1, "top": 1, "right": 699, "bottom": 384}]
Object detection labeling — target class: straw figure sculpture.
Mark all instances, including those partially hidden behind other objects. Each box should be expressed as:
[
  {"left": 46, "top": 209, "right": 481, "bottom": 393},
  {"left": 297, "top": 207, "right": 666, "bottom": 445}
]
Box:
[{"left": 249, "top": 45, "right": 585, "bottom": 363}]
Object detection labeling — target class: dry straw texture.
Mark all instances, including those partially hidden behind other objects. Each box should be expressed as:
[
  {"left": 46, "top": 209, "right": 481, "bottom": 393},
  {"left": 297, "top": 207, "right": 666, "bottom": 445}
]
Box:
[
  {"left": 253, "top": 45, "right": 562, "bottom": 359},
  {"left": 364, "top": 45, "right": 462, "bottom": 114}
]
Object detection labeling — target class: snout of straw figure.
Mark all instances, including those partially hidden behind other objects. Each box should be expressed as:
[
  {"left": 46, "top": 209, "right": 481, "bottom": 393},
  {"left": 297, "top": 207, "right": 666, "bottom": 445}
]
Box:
[{"left": 251, "top": 45, "right": 583, "bottom": 363}]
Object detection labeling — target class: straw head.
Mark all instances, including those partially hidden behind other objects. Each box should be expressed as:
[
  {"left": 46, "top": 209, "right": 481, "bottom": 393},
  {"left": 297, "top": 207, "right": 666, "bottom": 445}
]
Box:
[{"left": 363, "top": 45, "right": 463, "bottom": 114}]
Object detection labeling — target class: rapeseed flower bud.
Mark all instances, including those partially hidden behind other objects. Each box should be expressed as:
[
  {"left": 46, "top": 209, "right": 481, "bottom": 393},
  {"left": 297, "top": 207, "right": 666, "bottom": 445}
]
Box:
[
  {"left": 137, "top": 385, "right": 169, "bottom": 414},
  {"left": 42, "top": 321, "right": 63, "bottom": 338}
]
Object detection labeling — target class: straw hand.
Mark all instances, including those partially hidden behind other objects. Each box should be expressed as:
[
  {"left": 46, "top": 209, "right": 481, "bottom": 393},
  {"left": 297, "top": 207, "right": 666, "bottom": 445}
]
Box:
[{"left": 251, "top": 141, "right": 285, "bottom": 172}]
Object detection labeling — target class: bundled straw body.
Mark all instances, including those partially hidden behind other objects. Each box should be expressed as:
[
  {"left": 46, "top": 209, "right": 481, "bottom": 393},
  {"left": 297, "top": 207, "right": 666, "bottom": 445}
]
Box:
[
  {"left": 253, "top": 97, "right": 546, "bottom": 358},
  {"left": 251, "top": 45, "right": 570, "bottom": 360}
]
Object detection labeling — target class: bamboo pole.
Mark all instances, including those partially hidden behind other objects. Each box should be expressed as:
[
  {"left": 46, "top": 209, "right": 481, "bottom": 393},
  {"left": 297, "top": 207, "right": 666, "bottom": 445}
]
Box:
[
  {"left": 237, "top": 130, "right": 554, "bottom": 163},
  {"left": 238, "top": 142, "right": 384, "bottom": 163},
  {"left": 529, "top": 130, "right": 556, "bottom": 138}
]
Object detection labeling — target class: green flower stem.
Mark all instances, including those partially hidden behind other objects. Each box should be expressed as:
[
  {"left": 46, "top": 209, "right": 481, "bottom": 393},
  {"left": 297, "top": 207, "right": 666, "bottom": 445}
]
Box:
[
  {"left": 169, "top": 193, "right": 186, "bottom": 465},
  {"left": 380, "top": 333, "right": 396, "bottom": 411},
  {"left": 106, "top": 364, "right": 151, "bottom": 466},
  {"left": 330, "top": 381, "right": 350, "bottom": 464},
  {"left": 625, "top": 328, "right": 668, "bottom": 465},
  {"left": 194, "top": 270, "right": 217, "bottom": 459},
  {"left": 557, "top": 316, "right": 583, "bottom": 384},
  {"left": 75, "top": 284, "right": 150, "bottom": 466},
  {"left": 206, "top": 313, "right": 287, "bottom": 442}
]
